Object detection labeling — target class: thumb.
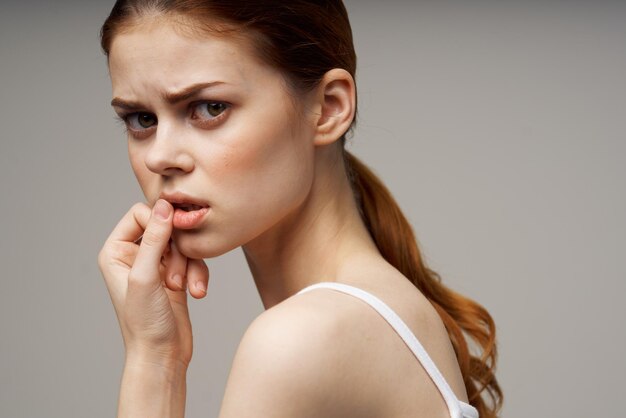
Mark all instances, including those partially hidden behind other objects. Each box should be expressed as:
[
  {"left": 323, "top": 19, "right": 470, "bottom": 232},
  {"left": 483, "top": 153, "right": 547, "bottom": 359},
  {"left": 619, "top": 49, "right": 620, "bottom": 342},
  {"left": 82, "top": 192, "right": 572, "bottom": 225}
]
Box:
[{"left": 129, "top": 199, "right": 173, "bottom": 287}]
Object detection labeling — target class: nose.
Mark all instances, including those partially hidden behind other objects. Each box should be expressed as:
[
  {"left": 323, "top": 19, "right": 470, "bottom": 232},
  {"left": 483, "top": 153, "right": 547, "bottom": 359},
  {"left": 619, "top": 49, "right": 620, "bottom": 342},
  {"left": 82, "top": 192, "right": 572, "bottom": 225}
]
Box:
[{"left": 144, "top": 119, "right": 194, "bottom": 175}]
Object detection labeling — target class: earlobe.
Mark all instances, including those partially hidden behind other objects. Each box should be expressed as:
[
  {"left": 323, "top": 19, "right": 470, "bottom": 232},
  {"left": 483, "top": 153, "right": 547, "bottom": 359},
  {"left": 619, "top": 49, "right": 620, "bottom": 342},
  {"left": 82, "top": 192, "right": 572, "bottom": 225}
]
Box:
[{"left": 314, "top": 69, "right": 356, "bottom": 146}]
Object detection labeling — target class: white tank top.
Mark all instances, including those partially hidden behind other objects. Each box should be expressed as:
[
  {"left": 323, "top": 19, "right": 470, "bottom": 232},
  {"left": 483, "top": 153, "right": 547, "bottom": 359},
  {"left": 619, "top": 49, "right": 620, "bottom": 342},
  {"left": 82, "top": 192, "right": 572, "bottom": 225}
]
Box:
[{"left": 296, "top": 281, "right": 479, "bottom": 418}]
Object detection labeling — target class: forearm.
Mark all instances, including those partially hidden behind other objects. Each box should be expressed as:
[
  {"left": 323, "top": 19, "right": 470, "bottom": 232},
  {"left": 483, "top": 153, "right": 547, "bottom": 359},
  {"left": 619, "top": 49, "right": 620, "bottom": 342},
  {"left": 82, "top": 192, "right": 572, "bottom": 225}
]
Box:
[{"left": 117, "top": 356, "right": 188, "bottom": 418}]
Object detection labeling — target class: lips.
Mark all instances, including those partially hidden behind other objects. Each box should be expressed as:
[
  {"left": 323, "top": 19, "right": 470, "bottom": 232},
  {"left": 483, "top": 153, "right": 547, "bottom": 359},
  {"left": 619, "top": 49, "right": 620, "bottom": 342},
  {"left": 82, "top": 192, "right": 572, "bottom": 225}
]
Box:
[
  {"left": 158, "top": 191, "right": 210, "bottom": 229},
  {"left": 172, "top": 203, "right": 205, "bottom": 212},
  {"left": 159, "top": 191, "right": 210, "bottom": 210},
  {"left": 172, "top": 205, "right": 209, "bottom": 229}
]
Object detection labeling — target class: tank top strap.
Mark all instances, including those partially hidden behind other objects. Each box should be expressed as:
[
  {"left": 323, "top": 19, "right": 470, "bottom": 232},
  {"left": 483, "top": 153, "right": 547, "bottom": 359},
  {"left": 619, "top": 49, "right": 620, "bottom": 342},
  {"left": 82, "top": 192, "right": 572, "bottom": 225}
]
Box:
[{"left": 296, "top": 281, "right": 479, "bottom": 418}]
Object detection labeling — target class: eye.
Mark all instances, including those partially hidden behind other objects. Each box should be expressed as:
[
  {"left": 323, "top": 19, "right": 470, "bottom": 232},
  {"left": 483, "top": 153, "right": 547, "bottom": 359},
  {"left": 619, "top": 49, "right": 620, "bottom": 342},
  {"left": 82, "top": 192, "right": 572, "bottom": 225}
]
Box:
[
  {"left": 191, "top": 101, "right": 229, "bottom": 123},
  {"left": 126, "top": 112, "right": 157, "bottom": 130}
]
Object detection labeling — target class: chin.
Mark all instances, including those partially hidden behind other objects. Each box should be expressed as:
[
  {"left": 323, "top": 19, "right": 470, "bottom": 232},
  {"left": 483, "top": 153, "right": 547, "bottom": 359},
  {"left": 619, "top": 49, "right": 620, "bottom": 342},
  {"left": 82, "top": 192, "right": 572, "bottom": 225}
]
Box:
[{"left": 172, "top": 232, "right": 238, "bottom": 260}]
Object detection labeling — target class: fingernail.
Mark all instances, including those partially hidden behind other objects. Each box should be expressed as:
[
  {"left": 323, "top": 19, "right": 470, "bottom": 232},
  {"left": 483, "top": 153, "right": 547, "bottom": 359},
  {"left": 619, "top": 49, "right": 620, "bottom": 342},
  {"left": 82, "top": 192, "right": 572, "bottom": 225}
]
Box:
[
  {"left": 172, "top": 274, "right": 183, "bottom": 290},
  {"left": 154, "top": 199, "right": 170, "bottom": 220},
  {"left": 196, "top": 281, "right": 206, "bottom": 294}
]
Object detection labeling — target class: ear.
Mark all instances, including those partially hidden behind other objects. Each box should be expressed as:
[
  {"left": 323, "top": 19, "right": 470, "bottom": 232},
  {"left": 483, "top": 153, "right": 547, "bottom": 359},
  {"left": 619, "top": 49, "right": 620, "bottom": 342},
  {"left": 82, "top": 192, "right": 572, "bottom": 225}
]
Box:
[{"left": 313, "top": 69, "right": 356, "bottom": 146}]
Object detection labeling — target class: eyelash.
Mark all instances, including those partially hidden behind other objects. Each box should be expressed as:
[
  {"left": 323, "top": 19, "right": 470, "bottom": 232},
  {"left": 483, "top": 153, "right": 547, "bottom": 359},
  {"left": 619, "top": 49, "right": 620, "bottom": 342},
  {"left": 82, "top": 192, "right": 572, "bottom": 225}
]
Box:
[
  {"left": 189, "top": 101, "right": 230, "bottom": 127},
  {"left": 115, "top": 101, "right": 231, "bottom": 139}
]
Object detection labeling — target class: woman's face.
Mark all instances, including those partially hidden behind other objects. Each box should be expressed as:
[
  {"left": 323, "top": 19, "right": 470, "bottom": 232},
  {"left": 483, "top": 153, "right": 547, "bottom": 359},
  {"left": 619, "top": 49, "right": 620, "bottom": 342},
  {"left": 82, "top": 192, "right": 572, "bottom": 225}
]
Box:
[{"left": 108, "top": 19, "right": 317, "bottom": 259}]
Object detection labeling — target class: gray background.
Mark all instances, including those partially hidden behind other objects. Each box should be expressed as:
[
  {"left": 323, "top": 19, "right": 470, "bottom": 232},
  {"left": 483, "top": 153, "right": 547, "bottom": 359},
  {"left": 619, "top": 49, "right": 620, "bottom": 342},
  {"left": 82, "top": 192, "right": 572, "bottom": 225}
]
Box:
[{"left": 1, "top": 1, "right": 624, "bottom": 417}]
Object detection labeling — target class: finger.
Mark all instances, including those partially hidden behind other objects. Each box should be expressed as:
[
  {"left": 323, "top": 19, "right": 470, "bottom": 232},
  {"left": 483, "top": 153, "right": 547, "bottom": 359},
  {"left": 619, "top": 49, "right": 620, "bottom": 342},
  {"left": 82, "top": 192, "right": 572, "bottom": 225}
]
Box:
[
  {"left": 107, "top": 202, "right": 151, "bottom": 245},
  {"left": 187, "top": 258, "right": 209, "bottom": 299},
  {"left": 165, "top": 285, "right": 190, "bottom": 339},
  {"left": 164, "top": 240, "right": 188, "bottom": 291},
  {"left": 128, "top": 199, "right": 173, "bottom": 288}
]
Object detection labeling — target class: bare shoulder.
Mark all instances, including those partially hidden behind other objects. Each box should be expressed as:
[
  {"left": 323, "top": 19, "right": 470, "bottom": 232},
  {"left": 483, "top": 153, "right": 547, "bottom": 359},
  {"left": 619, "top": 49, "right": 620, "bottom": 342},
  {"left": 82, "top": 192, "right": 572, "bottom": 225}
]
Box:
[{"left": 217, "top": 290, "right": 380, "bottom": 418}]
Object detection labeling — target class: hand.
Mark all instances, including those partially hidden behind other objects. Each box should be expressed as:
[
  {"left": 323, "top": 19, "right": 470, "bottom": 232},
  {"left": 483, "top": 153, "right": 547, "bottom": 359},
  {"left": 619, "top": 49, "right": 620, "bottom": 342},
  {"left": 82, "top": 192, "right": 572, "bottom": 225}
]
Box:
[{"left": 97, "top": 199, "right": 209, "bottom": 367}]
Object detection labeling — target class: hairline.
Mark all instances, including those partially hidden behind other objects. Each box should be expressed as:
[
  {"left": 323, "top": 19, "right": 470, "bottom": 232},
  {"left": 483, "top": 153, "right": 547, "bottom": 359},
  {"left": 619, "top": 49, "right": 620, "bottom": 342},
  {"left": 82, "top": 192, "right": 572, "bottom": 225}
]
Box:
[{"left": 107, "top": 11, "right": 318, "bottom": 137}]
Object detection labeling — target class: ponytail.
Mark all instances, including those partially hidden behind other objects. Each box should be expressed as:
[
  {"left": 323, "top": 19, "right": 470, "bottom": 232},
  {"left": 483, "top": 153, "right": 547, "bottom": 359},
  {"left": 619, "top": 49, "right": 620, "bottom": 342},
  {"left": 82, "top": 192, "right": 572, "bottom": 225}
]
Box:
[{"left": 343, "top": 150, "right": 503, "bottom": 418}]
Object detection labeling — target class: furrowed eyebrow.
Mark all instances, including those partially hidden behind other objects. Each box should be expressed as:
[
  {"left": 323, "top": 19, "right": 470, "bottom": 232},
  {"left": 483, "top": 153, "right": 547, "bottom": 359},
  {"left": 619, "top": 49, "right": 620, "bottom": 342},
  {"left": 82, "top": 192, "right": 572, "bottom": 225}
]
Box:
[
  {"left": 110, "top": 81, "right": 225, "bottom": 110},
  {"left": 110, "top": 97, "right": 145, "bottom": 110},
  {"left": 163, "top": 81, "right": 224, "bottom": 104}
]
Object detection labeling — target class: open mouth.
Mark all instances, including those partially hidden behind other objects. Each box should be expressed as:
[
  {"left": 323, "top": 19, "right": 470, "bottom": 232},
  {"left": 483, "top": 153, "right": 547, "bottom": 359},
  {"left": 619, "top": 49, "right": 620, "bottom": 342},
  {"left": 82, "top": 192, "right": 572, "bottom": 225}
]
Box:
[{"left": 172, "top": 203, "right": 207, "bottom": 212}]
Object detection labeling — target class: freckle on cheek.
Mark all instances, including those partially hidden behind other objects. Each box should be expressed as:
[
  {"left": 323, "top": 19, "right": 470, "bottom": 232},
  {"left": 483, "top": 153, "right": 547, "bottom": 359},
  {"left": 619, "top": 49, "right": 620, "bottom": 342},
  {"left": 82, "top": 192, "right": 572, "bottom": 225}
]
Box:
[{"left": 224, "top": 144, "right": 259, "bottom": 168}]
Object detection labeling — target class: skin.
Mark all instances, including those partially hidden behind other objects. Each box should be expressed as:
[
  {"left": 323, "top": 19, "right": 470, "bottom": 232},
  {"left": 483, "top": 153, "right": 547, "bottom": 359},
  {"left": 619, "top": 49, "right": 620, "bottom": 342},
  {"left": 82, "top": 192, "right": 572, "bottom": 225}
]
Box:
[{"left": 99, "top": 16, "right": 469, "bottom": 418}]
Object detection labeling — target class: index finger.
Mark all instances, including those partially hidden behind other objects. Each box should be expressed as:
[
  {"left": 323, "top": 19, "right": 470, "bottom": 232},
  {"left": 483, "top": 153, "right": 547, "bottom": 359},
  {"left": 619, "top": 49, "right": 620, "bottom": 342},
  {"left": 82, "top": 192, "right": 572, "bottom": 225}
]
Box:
[{"left": 106, "top": 202, "right": 152, "bottom": 245}]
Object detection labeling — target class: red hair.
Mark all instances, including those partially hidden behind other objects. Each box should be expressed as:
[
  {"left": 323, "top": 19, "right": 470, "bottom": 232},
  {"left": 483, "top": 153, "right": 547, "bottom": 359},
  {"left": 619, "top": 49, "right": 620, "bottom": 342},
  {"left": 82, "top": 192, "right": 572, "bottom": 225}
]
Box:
[
  {"left": 101, "top": 1, "right": 502, "bottom": 415},
  {"left": 345, "top": 152, "right": 502, "bottom": 415}
]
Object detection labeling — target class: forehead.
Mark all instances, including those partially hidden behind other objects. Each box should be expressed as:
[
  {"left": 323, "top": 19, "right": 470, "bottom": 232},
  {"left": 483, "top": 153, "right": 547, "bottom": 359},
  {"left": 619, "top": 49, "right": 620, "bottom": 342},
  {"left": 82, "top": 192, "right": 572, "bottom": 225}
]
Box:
[{"left": 108, "top": 18, "right": 277, "bottom": 97}]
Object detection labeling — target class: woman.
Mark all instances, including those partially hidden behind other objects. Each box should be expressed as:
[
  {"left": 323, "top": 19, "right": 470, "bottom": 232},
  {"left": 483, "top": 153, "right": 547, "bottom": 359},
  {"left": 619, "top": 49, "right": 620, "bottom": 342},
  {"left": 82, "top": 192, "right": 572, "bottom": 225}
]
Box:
[{"left": 97, "top": 1, "right": 502, "bottom": 417}]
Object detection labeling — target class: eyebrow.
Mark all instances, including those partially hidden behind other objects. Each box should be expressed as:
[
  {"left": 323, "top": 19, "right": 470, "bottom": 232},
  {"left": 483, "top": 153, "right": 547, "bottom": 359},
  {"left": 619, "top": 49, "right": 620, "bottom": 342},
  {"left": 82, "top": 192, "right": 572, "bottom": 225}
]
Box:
[{"left": 110, "top": 81, "right": 225, "bottom": 110}]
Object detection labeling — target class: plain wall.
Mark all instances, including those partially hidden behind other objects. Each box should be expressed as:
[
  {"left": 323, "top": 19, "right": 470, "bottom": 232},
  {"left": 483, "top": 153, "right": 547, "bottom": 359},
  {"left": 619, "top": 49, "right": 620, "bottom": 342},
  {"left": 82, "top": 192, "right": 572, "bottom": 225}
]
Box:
[{"left": 1, "top": 1, "right": 624, "bottom": 417}]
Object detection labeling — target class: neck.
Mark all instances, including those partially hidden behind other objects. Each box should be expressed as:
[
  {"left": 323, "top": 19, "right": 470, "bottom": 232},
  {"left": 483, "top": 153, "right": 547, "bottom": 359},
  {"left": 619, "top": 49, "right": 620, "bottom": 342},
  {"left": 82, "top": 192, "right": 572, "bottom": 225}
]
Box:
[{"left": 242, "top": 148, "right": 380, "bottom": 309}]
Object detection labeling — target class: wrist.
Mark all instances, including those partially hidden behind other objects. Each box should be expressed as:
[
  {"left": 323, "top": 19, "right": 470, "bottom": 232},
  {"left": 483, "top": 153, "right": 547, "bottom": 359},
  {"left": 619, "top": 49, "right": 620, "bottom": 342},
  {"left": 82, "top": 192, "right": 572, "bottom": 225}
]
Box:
[
  {"left": 124, "top": 350, "right": 189, "bottom": 378},
  {"left": 119, "top": 355, "right": 188, "bottom": 418},
  {"left": 125, "top": 344, "right": 190, "bottom": 371}
]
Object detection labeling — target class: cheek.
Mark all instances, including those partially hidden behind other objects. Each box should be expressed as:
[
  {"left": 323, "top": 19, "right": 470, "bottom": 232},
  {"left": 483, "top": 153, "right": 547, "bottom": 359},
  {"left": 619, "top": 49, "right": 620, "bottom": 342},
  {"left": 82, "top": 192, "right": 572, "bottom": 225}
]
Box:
[
  {"left": 128, "top": 145, "right": 155, "bottom": 198},
  {"left": 215, "top": 111, "right": 314, "bottom": 224},
  {"left": 236, "top": 128, "right": 309, "bottom": 194}
]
